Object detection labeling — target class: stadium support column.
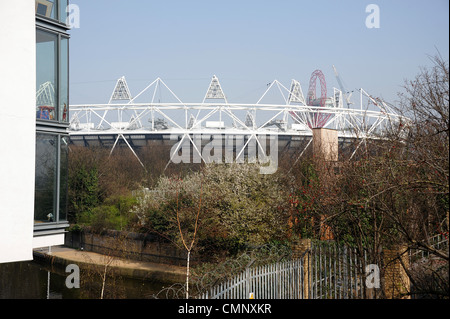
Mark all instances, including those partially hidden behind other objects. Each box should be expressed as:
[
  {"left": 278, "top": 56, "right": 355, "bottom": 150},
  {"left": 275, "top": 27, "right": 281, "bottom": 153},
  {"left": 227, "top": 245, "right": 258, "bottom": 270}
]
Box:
[
  {"left": 312, "top": 128, "right": 338, "bottom": 241},
  {"left": 312, "top": 128, "right": 338, "bottom": 162}
]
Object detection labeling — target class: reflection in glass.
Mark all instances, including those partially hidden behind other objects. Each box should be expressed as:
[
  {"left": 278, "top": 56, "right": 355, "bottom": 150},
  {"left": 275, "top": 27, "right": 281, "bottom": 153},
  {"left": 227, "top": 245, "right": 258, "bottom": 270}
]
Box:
[
  {"left": 59, "top": 137, "right": 69, "bottom": 221},
  {"left": 36, "top": 30, "right": 57, "bottom": 121},
  {"left": 60, "top": 37, "right": 69, "bottom": 122},
  {"left": 36, "top": 0, "right": 56, "bottom": 20},
  {"left": 35, "top": 0, "right": 69, "bottom": 24},
  {"left": 35, "top": 134, "right": 57, "bottom": 223},
  {"left": 59, "top": 0, "right": 68, "bottom": 24}
]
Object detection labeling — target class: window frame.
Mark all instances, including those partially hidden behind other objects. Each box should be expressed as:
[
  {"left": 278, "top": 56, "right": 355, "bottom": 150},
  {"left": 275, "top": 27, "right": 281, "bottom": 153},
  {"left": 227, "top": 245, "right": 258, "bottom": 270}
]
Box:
[
  {"left": 34, "top": 131, "right": 69, "bottom": 227},
  {"left": 34, "top": 0, "right": 71, "bottom": 236},
  {"left": 36, "top": 26, "right": 70, "bottom": 124},
  {"left": 59, "top": 36, "right": 69, "bottom": 123},
  {"left": 35, "top": 0, "right": 69, "bottom": 26}
]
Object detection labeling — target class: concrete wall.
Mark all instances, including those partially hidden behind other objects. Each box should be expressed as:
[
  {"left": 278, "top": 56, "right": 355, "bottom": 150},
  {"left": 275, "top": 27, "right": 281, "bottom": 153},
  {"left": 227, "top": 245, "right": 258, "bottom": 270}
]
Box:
[
  {"left": 65, "top": 228, "right": 190, "bottom": 266},
  {"left": 0, "top": 0, "right": 36, "bottom": 263}
]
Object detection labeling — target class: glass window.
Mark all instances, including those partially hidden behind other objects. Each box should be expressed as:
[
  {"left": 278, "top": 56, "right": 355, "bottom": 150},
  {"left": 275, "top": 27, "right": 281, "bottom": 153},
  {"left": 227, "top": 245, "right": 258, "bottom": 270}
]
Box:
[
  {"left": 36, "top": 0, "right": 68, "bottom": 24},
  {"left": 59, "top": 136, "right": 69, "bottom": 221},
  {"left": 36, "top": 30, "right": 69, "bottom": 123},
  {"left": 59, "top": 0, "right": 68, "bottom": 24},
  {"left": 35, "top": 134, "right": 57, "bottom": 223},
  {"left": 60, "top": 37, "right": 69, "bottom": 122},
  {"left": 34, "top": 134, "right": 69, "bottom": 224},
  {"left": 36, "top": 0, "right": 56, "bottom": 20},
  {"left": 36, "top": 30, "right": 57, "bottom": 121}
]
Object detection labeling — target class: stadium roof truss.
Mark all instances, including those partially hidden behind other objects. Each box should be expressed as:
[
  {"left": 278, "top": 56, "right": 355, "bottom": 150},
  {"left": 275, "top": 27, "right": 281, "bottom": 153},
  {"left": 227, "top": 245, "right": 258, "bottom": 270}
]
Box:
[{"left": 69, "top": 74, "right": 409, "bottom": 167}]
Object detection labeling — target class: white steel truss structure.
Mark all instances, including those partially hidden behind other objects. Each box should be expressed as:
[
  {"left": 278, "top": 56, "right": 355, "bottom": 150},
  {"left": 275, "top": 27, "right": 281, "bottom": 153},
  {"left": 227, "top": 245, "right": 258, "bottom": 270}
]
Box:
[
  {"left": 69, "top": 74, "right": 409, "bottom": 166},
  {"left": 109, "top": 76, "right": 132, "bottom": 103},
  {"left": 36, "top": 81, "right": 55, "bottom": 106}
]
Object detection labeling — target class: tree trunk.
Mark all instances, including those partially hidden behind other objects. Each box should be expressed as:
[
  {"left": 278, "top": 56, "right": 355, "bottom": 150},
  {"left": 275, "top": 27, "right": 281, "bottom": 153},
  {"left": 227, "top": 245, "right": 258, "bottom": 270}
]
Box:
[{"left": 186, "top": 250, "right": 191, "bottom": 299}]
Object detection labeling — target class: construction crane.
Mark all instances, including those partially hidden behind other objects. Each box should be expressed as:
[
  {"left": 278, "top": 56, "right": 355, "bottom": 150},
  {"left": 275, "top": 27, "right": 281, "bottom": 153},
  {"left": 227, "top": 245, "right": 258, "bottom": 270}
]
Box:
[{"left": 332, "top": 65, "right": 354, "bottom": 107}]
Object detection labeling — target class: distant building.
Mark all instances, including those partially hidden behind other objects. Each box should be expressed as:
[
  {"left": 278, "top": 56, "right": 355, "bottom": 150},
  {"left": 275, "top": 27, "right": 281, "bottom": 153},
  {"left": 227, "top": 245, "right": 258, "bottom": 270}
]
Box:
[{"left": 0, "top": 0, "right": 70, "bottom": 263}]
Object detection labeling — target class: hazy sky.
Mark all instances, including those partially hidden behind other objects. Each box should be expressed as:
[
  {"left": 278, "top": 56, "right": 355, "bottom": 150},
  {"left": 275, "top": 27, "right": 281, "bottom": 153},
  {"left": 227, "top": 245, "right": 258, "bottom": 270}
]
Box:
[{"left": 68, "top": 0, "right": 449, "bottom": 106}]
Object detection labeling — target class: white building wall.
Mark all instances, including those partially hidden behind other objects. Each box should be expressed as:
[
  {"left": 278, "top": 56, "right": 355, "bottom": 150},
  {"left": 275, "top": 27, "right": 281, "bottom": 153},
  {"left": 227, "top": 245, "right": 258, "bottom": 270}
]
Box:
[
  {"left": 0, "top": 0, "right": 36, "bottom": 263},
  {"left": 33, "top": 234, "right": 65, "bottom": 250}
]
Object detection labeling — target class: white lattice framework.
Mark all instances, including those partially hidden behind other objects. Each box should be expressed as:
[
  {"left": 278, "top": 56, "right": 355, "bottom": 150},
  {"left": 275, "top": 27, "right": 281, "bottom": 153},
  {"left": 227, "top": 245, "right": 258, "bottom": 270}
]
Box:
[
  {"left": 36, "top": 81, "right": 55, "bottom": 106},
  {"left": 69, "top": 74, "right": 409, "bottom": 166}
]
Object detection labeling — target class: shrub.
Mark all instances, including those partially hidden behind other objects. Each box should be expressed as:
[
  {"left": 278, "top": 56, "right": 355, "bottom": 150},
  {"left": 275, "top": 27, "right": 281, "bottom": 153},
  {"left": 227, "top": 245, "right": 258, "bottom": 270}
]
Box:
[
  {"left": 130, "top": 163, "right": 292, "bottom": 258},
  {"left": 74, "top": 194, "right": 138, "bottom": 232}
]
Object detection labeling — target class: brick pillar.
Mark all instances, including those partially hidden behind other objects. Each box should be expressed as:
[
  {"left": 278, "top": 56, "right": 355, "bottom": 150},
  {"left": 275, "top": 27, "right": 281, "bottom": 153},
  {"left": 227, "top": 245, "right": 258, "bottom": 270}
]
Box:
[
  {"left": 292, "top": 238, "right": 312, "bottom": 299},
  {"left": 319, "top": 215, "right": 334, "bottom": 241},
  {"left": 384, "top": 245, "right": 410, "bottom": 299}
]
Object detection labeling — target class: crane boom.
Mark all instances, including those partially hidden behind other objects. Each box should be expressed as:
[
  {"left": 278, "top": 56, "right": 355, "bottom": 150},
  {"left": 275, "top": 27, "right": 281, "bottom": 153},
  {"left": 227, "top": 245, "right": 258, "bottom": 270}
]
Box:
[{"left": 332, "top": 65, "right": 353, "bottom": 107}]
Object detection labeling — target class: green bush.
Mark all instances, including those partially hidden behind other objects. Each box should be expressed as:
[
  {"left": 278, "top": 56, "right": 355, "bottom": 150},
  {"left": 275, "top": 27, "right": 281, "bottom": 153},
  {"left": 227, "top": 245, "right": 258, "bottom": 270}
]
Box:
[{"left": 74, "top": 194, "right": 138, "bottom": 232}]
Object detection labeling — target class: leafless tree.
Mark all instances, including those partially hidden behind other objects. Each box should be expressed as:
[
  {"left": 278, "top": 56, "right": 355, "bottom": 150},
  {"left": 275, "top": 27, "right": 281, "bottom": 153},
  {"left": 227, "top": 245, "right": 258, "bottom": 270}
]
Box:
[
  {"left": 289, "top": 54, "right": 449, "bottom": 298},
  {"left": 174, "top": 177, "right": 203, "bottom": 299}
]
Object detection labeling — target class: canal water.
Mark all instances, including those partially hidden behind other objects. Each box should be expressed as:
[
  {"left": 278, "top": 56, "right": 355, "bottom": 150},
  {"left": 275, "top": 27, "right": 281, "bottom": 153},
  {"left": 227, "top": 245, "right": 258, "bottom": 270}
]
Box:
[{"left": 0, "top": 259, "right": 166, "bottom": 299}]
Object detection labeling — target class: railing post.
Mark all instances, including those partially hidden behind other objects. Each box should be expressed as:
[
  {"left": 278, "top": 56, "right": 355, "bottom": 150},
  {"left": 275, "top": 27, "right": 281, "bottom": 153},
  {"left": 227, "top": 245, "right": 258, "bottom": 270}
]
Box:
[
  {"left": 245, "top": 267, "right": 250, "bottom": 299},
  {"left": 343, "top": 245, "right": 348, "bottom": 299},
  {"left": 291, "top": 238, "right": 312, "bottom": 299}
]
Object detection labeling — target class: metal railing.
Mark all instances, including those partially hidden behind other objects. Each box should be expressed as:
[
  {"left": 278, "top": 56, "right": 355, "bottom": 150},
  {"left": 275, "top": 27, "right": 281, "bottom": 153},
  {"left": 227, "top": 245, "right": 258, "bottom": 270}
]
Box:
[
  {"left": 200, "top": 234, "right": 449, "bottom": 300},
  {"left": 201, "top": 240, "right": 370, "bottom": 299},
  {"left": 200, "top": 258, "right": 305, "bottom": 299},
  {"left": 309, "top": 241, "right": 366, "bottom": 299},
  {"left": 409, "top": 233, "right": 449, "bottom": 262}
]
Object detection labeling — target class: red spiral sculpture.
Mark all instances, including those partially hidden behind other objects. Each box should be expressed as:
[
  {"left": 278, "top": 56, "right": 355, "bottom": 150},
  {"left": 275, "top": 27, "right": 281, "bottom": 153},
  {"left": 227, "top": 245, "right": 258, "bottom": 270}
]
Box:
[{"left": 307, "top": 69, "right": 331, "bottom": 128}]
